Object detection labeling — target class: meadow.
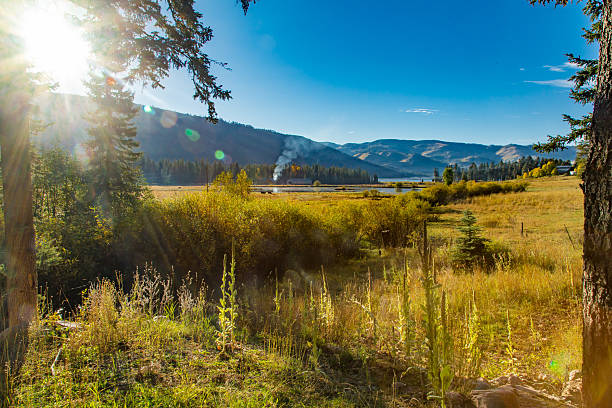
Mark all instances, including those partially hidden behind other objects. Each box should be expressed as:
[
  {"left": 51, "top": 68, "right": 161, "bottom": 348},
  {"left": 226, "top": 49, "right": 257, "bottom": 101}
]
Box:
[{"left": 7, "top": 176, "right": 582, "bottom": 407}]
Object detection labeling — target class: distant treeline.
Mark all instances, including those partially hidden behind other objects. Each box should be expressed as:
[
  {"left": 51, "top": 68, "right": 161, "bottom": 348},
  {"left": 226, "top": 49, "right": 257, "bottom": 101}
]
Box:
[
  {"left": 139, "top": 157, "right": 377, "bottom": 185},
  {"left": 451, "top": 156, "right": 571, "bottom": 182}
]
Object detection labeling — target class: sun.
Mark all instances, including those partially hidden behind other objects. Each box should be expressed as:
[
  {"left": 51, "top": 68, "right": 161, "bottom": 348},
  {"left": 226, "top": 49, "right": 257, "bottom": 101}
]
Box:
[{"left": 18, "top": 1, "right": 90, "bottom": 91}]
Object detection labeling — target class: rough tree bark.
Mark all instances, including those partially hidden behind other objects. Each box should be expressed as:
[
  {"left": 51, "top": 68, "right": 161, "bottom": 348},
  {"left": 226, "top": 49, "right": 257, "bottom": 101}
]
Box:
[
  {"left": 582, "top": 1, "right": 612, "bottom": 407},
  {"left": 0, "top": 90, "right": 37, "bottom": 330}
]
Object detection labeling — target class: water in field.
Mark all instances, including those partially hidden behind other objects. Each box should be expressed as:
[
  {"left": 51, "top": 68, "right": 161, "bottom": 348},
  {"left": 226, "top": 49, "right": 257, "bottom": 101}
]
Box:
[
  {"left": 379, "top": 177, "right": 428, "bottom": 183},
  {"left": 251, "top": 185, "right": 420, "bottom": 195}
]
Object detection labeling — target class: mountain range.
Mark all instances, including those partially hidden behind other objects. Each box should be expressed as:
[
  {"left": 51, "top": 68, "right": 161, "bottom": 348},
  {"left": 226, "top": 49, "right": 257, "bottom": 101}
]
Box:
[
  {"left": 324, "top": 139, "right": 576, "bottom": 177},
  {"left": 35, "top": 93, "right": 576, "bottom": 178}
]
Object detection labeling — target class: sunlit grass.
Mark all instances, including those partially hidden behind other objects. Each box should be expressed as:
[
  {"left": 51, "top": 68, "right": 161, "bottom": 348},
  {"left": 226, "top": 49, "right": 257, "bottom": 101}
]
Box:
[{"left": 11, "top": 176, "right": 584, "bottom": 406}]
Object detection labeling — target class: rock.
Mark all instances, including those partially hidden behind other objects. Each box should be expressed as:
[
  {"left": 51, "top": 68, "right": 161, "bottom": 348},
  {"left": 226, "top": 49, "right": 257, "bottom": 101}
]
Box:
[
  {"left": 537, "top": 373, "right": 550, "bottom": 381},
  {"left": 508, "top": 375, "right": 522, "bottom": 386},
  {"left": 471, "top": 377, "right": 493, "bottom": 391},
  {"left": 561, "top": 377, "right": 582, "bottom": 404},
  {"left": 568, "top": 370, "right": 581, "bottom": 382},
  {"left": 492, "top": 376, "right": 509, "bottom": 387},
  {"left": 471, "top": 384, "right": 573, "bottom": 408},
  {"left": 471, "top": 385, "right": 520, "bottom": 408},
  {"left": 446, "top": 391, "right": 476, "bottom": 408}
]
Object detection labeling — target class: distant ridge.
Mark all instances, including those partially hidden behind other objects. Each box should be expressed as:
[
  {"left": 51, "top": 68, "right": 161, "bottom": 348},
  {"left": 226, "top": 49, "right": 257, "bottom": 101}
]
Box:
[
  {"left": 327, "top": 139, "right": 576, "bottom": 176},
  {"left": 34, "top": 93, "right": 575, "bottom": 178}
]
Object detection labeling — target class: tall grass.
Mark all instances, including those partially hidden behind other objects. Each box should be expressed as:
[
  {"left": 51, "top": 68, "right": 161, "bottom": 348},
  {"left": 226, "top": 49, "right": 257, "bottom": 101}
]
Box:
[
  {"left": 130, "top": 189, "right": 430, "bottom": 291},
  {"left": 6, "top": 177, "right": 583, "bottom": 406},
  {"left": 10, "top": 226, "right": 582, "bottom": 406}
]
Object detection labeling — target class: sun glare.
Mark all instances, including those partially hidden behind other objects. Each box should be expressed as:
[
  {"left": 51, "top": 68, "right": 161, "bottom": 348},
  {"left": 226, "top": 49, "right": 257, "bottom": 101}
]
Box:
[{"left": 18, "top": 1, "right": 90, "bottom": 91}]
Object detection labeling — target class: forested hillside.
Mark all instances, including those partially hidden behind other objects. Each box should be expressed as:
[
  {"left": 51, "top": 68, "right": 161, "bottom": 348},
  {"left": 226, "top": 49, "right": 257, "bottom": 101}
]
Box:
[
  {"left": 34, "top": 94, "right": 575, "bottom": 180},
  {"left": 33, "top": 93, "right": 398, "bottom": 178}
]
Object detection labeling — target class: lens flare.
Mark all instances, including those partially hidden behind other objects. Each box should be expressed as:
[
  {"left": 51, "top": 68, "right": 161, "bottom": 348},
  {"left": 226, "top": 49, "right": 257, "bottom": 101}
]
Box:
[
  {"left": 18, "top": 1, "right": 91, "bottom": 94},
  {"left": 185, "top": 128, "right": 200, "bottom": 142},
  {"left": 160, "top": 111, "right": 178, "bottom": 128},
  {"left": 215, "top": 150, "right": 225, "bottom": 160},
  {"left": 143, "top": 105, "right": 154, "bottom": 114}
]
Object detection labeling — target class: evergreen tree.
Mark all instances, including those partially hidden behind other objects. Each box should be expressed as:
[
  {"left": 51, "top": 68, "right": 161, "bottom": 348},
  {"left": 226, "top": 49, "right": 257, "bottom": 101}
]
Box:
[
  {"left": 442, "top": 167, "right": 454, "bottom": 186},
  {"left": 84, "top": 73, "right": 143, "bottom": 215},
  {"left": 531, "top": 1, "right": 611, "bottom": 405},
  {"left": 457, "top": 158, "right": 569, "bottom": 181},
  {"left": 433, "top": 168, "right": 440, "bottom": 182},
  {"left": 451, "top": 211, "right": 491, "bottom": 270},
  {"left": 0, "top": 0, "right": 256, "bottom": 339},
  {"left": 533, "top": 1, "right": 598, "bottom": 155},
  {"left": 0, "top": 1, "right": 52, "bottom": 329}
]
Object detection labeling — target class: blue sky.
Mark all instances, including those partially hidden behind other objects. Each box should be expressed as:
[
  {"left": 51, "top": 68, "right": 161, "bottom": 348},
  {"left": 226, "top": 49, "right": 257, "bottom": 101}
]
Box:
[{"left": 131, "top": 0, "right": 596, "bottom": 146}]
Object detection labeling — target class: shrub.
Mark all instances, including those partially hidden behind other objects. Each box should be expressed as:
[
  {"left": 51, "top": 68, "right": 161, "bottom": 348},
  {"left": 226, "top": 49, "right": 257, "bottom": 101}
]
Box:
[
  {"left": 133, "top": 192, "right": 363, "bottom": 288},
  {"left": 408, "top": 180, "right": 527, "bottom": 206},
  {"left": 212, "top": 170, "right": 252, "bottom": 198},
  {"left": 358, "top": 196, "right": 430, "bottom": 247},
  {"left": 525, "top": 161, "right": 557, "bottom": 178}
]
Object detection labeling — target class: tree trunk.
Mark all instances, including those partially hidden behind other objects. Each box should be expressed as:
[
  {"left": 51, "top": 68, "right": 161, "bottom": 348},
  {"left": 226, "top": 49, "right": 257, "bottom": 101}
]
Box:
[
  {"left": 582, "top": 1, "right": 612, "bottom": 407},
  {"left": 0, "top": 92, "right": 37, "bottom": 330}
]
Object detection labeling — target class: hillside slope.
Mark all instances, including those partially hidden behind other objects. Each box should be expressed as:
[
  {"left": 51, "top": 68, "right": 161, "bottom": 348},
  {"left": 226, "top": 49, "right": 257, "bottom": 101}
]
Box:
[
  {"left": 33, "top": 93, "right": 575, "bottom": 179},
  {"left": 33, "top": 93, "right": 399, "bottom": 177}
]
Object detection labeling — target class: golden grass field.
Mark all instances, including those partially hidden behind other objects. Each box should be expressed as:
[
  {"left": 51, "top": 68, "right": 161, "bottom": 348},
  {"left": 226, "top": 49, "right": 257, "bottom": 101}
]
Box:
[
  {"left": 13, "top": 176, "right": 584, "bottom": 407},
  {"left": 429, "top": 176, "right": 583, "bottom": 381},
  {"left": 152, "top": 176, "right": 583, "bottom": 382}
]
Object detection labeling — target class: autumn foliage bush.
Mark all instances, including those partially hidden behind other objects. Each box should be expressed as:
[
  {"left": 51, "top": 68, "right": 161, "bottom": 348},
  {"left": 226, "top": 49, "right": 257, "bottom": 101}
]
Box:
[
  {"left": 406, "top": 180, "right": 528, "bottom": 206},
  {"left": 132, "top": 189, "right": 431, "bottom": 289}
]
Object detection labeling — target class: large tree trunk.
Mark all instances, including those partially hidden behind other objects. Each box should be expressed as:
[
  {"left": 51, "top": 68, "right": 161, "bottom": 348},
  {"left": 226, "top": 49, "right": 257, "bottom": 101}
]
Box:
[
  {"left": 0, "top": 91, "right": 37, "bottom": 330},
  {"left": 582, "top": 2, "right": 612, "bottom": 407}
]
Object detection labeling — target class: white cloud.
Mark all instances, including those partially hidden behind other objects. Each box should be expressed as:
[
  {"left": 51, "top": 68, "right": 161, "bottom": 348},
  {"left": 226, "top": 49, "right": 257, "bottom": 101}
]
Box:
[
  {"left": 519, "top": 67, "right": 525, "bottom": 71},
  {"left": 524, "top": 79, "right": 573, "bottom": 88},
  {"left": 347, "top": 130, "right": 356, "bottom": 135},
  {"left": 405, "top": 108, "right": 438, "bottom": 115},
  {"left": 543, "top": 62, "right": 580, "bottom": 72},
  {"left": 543, "top": 65, "right": 564, "bottom": 72}
]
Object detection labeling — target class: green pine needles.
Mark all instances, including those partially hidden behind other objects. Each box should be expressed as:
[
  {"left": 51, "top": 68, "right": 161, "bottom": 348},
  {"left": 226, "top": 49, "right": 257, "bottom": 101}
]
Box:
[
  {"left": 442, "top": 167, "right": 454, "bottom": 186},
  {"left": 84, "top": 72, "right": 144, "bottom": 217},
  {"left": 451, "top": 210, "right": 493, "bottom": 270}
]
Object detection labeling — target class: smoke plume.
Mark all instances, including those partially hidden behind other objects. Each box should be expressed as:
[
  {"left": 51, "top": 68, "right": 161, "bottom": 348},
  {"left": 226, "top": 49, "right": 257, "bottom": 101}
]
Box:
[{"left": 273, "top": 136, "right": 323, "bottom": 181}]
